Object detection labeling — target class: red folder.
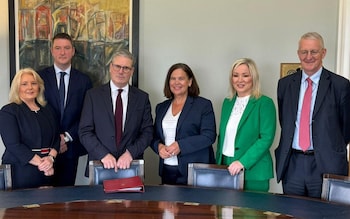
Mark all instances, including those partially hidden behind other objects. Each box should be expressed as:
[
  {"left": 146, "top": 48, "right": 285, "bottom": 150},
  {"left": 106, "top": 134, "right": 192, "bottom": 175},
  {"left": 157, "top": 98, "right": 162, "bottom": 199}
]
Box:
[{"left": 103, "top": 176, "right": 144, "bottom": 193}]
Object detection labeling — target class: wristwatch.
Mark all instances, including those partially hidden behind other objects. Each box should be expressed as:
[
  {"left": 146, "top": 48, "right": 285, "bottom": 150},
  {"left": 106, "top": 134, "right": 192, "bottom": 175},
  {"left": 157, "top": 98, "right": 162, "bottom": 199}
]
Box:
[
  {"left": 63, "top": 134, "right": 70, "bottom": 143},
  {"left": 63, "top": 132, "right": 73, "bottom": 142},
  {"left": 48, "top": 155, "right": 56, "bottom": 163}
]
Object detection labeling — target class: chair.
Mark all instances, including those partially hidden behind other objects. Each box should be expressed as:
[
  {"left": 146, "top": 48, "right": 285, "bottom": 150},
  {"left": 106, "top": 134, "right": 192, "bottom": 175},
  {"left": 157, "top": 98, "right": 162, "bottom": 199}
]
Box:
[
  {"left": 187, "top": 163, "right": 244, "bottom": 190},
  {"left": 89, "top": 160, "right": 144, "bottom": 185},
  {"left": 321, "top": 173, "right": 350, "bottom": 205},
  {"left": 0, "top": 164, "right": 12, "bottom": 191}
]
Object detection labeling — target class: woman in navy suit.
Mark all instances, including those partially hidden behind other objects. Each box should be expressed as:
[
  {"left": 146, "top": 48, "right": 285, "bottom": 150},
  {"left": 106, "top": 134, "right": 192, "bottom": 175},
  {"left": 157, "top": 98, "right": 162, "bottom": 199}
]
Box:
[
  {"left": 0, "top": 68, "right": 60, "bottom": 189},
  {"left": 151, "top": 63, "right": 216, "bottom": 185}
]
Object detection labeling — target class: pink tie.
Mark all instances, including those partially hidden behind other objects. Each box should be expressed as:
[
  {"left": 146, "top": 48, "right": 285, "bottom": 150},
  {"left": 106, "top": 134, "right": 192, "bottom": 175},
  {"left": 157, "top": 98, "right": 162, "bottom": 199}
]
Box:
[
  {"left": 115, "top": 89, "right": 123, "bottom": 147},
  {"left": 299, "top": 78, "right": 312, "bottom": 151}
]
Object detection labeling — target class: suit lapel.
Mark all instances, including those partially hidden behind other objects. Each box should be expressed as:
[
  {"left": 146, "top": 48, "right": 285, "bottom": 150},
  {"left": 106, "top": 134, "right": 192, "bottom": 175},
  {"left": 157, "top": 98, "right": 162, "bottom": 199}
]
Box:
[
  {"left": 220, "top": 98, "right": 235, "bottom": 137},
  {"left": 124, "top": 85, "right": 143, "bottom": 138},
  {"left": 313, "top": 69, "right": 330, "bottom": 117},
  {"left": 237, "top": 97, "right": 257, "bottom": 130},
  {"left": 125, "top": 86, "right": 135, "bottom": 129},
  {"left": 176, "top": 96, "right": 194, "bottom": 132},
  {"left": 156, "top": 99, "right": 171, "bottom": 141},
  {"left": 290, "top": 71, "right": 302, "bottom": 118},
  {"left": 100, "top": 83, "right": 114, "bottom": 124},
  {"left": 65, "top": 69, "right": 76, "bottom": 106},
  {"left": 47, "top": 67, "right": 61, "bottom": 109},
  {"left": 19, "top": 104, "right": 42, "bottom": 146}
]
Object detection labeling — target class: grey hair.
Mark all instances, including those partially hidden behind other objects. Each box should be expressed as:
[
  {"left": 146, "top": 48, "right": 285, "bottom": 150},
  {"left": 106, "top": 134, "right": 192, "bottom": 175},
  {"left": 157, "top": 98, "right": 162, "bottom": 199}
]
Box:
[{"left": 109, "top": 49, "right": 135, "bottom": 66}]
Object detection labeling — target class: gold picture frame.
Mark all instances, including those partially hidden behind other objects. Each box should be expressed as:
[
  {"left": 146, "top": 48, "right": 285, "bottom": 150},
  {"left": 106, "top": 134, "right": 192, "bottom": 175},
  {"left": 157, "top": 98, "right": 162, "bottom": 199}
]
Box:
[{"left": 280, "top": 63, "right": 301, "bottom": 78}]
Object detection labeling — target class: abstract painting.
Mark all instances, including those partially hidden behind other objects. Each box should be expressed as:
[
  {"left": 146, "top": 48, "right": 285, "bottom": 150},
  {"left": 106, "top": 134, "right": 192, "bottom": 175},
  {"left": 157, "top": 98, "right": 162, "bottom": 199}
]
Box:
[{"left": 9, "top": 0, "right": 139, "bottom": 87}]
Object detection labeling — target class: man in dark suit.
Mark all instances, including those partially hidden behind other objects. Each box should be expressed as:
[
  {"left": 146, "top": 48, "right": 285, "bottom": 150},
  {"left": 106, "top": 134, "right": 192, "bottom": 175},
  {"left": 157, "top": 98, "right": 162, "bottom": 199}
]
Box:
[
  {"left": 38, "top": 33, "right": 92, "bottom": 186},
  {"left": 79, "top": 49, "right": 153, "bottom": 174},
  {"left": 276, "top": 32, "right": 350, "bottom": 198}
]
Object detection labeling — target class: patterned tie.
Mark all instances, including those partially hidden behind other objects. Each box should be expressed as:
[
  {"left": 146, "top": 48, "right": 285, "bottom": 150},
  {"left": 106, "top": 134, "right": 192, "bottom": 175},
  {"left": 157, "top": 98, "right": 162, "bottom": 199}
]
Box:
[
  {"left": 299, "top": 78, "right": 312, "bottom": 151},
  {"left": 59, "top": 72, "right": 66, "bottom": 120},
  {"left": 115, "top": 89, "right": 123, "bottom": 147}
]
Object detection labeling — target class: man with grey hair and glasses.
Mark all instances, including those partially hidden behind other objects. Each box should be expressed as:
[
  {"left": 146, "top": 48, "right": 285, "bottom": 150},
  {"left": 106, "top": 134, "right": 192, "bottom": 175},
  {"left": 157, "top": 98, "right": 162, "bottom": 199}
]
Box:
[
  {"left": 79, "top": 49, "right": 153, "bottom": 176},
  {"left": 275, "top": 32, "right": 350, "bottom": 198}
]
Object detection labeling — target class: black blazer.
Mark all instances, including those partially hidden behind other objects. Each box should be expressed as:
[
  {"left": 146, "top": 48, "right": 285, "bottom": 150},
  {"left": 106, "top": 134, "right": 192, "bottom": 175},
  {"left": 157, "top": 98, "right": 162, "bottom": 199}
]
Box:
[
  {"left": 151, "top": 96, "right": 217, "bottom": 181},
  {"left": 79, "top": 83, "right": 153, "bottom": 169},
  {"left": 38, "top": 66, "right": 92, "bottom": 158},
  {"left": 0, "top": 103, "right": 60, "bottom": 165},
  {"left": 275, "top": 68, "right": 350, "bottom": 182}
]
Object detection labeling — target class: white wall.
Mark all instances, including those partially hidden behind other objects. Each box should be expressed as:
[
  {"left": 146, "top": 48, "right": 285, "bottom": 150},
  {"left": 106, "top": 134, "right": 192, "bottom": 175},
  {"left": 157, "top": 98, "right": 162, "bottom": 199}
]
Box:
[
  {"left": 139, "top": 0, "right": 339, "bottom": 193},
  {"left": 0, "top": 0, "right": 340, "bottom": 193},
  {"left": 337, "top": 0, "right": 350, "bottom": 79}
]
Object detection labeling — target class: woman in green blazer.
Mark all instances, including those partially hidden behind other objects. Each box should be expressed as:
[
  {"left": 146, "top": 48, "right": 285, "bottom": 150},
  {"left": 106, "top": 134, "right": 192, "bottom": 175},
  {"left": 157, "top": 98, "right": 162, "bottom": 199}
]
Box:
[{"left": 216, "top": 58, "right": 276, "bottom": 192}]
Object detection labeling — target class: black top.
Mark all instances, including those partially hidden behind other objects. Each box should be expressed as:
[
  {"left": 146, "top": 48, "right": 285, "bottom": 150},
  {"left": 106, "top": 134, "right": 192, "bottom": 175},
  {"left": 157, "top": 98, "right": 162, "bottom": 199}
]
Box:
[{"left": 0, "top": 103, "right": 60, "bottom": 189}]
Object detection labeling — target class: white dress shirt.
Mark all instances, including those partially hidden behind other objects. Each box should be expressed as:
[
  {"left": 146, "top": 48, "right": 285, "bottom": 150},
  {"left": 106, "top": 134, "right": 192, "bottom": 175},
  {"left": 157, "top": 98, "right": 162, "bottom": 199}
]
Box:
[{"left": 110, "top": 81, "right": 129, "bottom": 131}]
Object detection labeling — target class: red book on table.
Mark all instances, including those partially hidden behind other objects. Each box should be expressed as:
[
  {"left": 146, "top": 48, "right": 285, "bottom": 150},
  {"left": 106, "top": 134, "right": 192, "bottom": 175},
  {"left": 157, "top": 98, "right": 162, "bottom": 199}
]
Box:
[{"left": 103, "top": 176, "right": 144, "bottom": 193}]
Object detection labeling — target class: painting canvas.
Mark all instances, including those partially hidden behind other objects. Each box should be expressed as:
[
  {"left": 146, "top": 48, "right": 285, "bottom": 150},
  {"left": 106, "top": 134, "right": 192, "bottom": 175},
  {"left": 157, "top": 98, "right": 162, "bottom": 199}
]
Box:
[
  {"left": 9, "top": 0, "right": 139, "bottom": 87},
  {"left": 280, "top": 63, "right": 301, "bottom": 78}
]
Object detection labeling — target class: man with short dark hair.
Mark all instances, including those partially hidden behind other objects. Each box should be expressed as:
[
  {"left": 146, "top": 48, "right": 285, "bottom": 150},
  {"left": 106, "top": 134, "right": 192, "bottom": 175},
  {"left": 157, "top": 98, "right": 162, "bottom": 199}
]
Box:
[{"left": 38, "top": 33, "right": 92, "bottom": 186}]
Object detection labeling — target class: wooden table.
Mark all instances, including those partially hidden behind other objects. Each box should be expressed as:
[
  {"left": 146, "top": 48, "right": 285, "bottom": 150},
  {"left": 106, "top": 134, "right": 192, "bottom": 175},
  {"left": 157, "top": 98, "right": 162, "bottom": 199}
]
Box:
[
  {"left": 0, "top": 185, "right": 349, "bottom": 218},
  {"left": 2, "top": 200, "right": 294, "bottom": 218}
]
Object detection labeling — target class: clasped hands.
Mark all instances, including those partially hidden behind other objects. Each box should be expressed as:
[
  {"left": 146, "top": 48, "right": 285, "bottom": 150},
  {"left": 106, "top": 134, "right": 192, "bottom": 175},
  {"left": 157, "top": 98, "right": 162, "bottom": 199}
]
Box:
[
  {"left": 158, "top": 142, "right": 180, "bottom": 159},
  {"left": 36, "top": 156, "right": 54, "bottom": 176},
  {"left": 30, "top": 154, "right": 55, "bottom": 176}
]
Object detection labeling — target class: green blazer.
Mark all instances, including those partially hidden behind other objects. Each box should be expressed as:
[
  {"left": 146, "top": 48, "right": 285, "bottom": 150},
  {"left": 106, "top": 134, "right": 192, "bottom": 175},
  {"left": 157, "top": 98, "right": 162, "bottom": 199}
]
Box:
[{"left": 216, "top": 95, "right": 276, "bottom": 181}]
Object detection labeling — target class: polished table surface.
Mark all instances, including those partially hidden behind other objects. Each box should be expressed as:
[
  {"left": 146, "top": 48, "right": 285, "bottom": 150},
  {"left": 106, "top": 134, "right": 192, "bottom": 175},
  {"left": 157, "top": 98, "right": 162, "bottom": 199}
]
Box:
[
  {"left": 2, "top": 200, "right": 294, "bottom": 218},
  {"left": 0, "top": 185, "right": 349, "bottom": 218}
]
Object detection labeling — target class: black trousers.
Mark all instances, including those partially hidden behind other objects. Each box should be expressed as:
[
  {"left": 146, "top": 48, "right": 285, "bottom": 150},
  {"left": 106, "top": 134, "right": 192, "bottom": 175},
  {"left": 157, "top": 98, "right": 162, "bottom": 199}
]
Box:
[
  {"left": 53, "top": 156, "right": 79, "bottom": 186},
  {"left": 282, "top": 150, "right": 323, "bottom": 198},
  {"left": 161, "top": 164, "right": 186, "bottom": 185}
]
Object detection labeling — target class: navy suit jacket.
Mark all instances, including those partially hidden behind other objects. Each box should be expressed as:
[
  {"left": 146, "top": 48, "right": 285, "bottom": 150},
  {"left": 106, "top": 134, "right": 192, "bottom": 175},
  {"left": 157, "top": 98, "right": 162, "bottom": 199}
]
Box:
[
  {"left": 38, "top": 66, "right": 92, "bottom": 158},
  {"left": 79, "top": 83, "right": 153, "bottom": 171},
  {"left": 275, "top": 68, "right": 350, "bottom": 182},
  {"left": 0, "top": 103, "right": 60, "bottom": 165},
  {"left": 151, "top": 96, "right": 216, "bottom": 179}
]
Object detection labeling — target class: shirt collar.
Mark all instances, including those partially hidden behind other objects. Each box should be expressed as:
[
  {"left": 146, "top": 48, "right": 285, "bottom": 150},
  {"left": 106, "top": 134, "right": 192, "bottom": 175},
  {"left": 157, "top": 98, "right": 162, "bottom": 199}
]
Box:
[
  {"left": 54, "top": 64, "right": 71, "bottom": 76},
  {"left": 110, "top": 81, "right": 129, "bottom": 93},
  {"left": 302, "top": 67, "right": 322, "bottom": 85}
]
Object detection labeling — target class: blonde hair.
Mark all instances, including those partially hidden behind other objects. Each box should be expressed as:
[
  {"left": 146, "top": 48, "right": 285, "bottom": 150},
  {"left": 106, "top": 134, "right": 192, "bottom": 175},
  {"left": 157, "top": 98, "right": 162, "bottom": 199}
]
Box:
[
  {"left": 9, "top": 68, "right": 47, "bottom": 106},
  {"left": 228, "top": 58, "right": 261, "bottom": 99}
]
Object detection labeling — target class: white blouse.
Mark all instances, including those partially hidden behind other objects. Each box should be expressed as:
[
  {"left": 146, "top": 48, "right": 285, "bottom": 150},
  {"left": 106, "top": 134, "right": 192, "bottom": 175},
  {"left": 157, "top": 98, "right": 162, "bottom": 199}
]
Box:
[
  {"left": 162, "top": 103, "right": 180, "bottom": 166},
  {"left": 222, "top": 95, "right": 250, "bottom": 157}
]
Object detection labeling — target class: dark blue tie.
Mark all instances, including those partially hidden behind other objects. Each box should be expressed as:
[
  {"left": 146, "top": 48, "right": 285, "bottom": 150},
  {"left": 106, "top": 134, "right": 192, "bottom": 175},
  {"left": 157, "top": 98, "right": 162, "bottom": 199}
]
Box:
[{"left": 59, "top": 72, "right": 66, "bottom": 120}]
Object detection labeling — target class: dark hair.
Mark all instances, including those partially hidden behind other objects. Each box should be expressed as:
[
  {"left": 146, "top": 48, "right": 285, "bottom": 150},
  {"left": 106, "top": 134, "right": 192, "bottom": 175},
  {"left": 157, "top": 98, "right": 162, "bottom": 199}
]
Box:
[
  {"left": 163, "top": 63, "right": 200, "bottom": 98},
  {"left": 52, "top": 33, "right": 73, "bottom": 46}
]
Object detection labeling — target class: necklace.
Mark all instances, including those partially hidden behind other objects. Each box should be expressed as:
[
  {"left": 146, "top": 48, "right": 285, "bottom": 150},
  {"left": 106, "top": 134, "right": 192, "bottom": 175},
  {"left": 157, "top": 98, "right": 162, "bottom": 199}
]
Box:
[{"left": 28, "top": 104, "right": 40, "bottom": 113}]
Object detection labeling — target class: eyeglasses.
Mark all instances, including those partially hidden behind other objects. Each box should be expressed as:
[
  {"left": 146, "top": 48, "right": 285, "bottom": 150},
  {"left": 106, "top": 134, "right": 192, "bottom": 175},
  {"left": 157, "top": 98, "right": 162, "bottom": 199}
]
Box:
[
  {"left": 298, "top": 49, "right": 323, "bottom": 57},
  {"left": 111, "top": 63, "right": 133, "bottom": 72}
]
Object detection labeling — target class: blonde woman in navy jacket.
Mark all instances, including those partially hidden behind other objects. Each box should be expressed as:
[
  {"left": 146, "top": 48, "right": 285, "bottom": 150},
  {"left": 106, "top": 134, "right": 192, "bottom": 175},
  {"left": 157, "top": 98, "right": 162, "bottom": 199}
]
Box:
[
  {"left": 216, "top": 58, "right": 276, "bottom": 192},
  {"left": 0, "top": 68, "right": 60, "bottom": 189},
  {"left": 151, "top": 63, "right": 216, "bottom": 185}
]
